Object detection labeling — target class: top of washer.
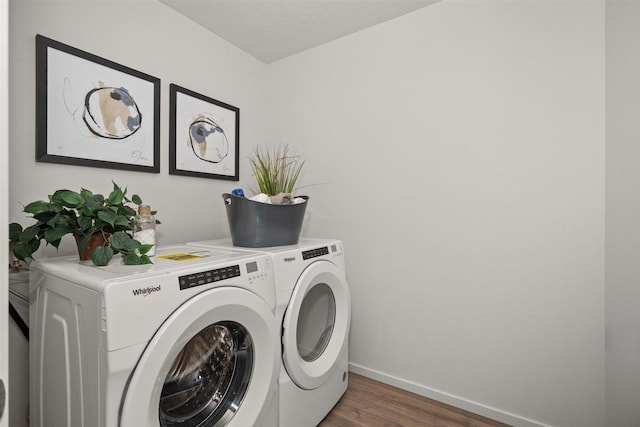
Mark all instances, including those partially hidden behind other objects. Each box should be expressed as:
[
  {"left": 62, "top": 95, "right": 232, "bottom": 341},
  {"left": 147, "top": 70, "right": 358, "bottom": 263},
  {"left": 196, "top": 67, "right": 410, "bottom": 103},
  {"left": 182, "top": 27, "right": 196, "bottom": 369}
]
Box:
[
  {"left": 29, "top": 244, "right": 267, "bottom": 288},
  {"left": 30, "top": 244, "right": 278, "bottom": 350}
]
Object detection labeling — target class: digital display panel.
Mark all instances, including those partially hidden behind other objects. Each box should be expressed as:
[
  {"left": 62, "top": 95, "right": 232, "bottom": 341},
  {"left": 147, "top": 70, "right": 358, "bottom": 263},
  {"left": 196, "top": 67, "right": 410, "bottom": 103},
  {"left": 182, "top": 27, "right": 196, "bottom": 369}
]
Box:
[{"left": 246, "top": 261, "right": 258, "bottom": 274}]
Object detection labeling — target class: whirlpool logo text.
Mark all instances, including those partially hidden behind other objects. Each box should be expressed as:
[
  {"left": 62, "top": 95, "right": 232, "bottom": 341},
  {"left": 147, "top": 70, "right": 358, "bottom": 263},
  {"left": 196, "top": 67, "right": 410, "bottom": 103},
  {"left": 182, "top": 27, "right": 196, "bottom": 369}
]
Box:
[{"left": 132, "top": 285, "right": 161, "bottom": 297}]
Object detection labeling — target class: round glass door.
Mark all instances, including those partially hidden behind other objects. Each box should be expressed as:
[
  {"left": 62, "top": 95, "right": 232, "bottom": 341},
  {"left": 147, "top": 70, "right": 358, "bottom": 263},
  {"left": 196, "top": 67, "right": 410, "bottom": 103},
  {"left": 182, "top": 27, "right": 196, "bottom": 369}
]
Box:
[
  {"left": 159, "top": 321, "right": 253, "bottom": 426},
  {"left": 282, "top": 260, "right": 350, "bottom": 390},
  {"left": 119, "top": 287, "right": 278, "bottom": 427},
  {"left": 296, "top": 284, "right": 336, "bottom": 362}
]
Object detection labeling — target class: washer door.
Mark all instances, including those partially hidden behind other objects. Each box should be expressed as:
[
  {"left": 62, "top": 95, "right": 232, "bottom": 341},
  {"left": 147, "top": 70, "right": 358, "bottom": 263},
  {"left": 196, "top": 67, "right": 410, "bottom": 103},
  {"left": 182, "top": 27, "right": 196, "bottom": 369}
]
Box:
[
  {"left": 120, "top": 287, "right": 278, "bottom": 427},
  {"left": 282, "top": 260, "right": 351, "bottom": 390}
]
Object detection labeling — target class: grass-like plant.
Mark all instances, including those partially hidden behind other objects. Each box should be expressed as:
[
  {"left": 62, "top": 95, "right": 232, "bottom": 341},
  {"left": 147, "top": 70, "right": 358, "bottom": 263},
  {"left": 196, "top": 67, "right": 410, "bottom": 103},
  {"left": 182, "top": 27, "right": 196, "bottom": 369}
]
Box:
[{"left": 249, "top": 145, "right": 305, "bottom": 196}]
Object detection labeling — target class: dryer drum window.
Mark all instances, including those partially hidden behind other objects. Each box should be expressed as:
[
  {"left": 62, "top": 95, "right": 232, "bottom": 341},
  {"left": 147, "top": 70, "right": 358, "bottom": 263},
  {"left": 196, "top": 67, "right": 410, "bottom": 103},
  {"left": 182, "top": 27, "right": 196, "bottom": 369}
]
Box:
[
  {"left": 159, "top": 321, "right": 254, "bottom": 426},
  {"left": 297, "top": 283, "right": 336, "bottom": 362}
]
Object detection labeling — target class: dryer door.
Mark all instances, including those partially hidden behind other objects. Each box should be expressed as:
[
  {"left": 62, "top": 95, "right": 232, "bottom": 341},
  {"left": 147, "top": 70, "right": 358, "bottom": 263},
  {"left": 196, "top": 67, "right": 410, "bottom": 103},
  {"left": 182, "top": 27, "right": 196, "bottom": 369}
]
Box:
[
  {"left": 282, "top": 260, "right": 351, "bottom": 390},
  {"left": 119, "top": 287, "right": 278, "bottom": 427}
]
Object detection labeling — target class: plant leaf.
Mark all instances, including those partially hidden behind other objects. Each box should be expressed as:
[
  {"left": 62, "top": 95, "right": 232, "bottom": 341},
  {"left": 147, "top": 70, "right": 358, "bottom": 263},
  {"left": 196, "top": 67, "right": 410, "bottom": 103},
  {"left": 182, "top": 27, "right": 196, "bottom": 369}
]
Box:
[
  {"left": 44, "top": 226, "right": 71, "bottom": 243},
  {"left": 84, "top": 195, "right": 105, "bottom": 212},
  {"left": 114, "top": 215, "right": 131, "bottom": 228},
  {"left": 250, "top": 144, "right": 304, "bottom": 196},
  {"left": 131, "top": 194, "right": 142, "bottom": 205},
  {"left": 122, "top": 253, "right": 143, "bottom": 265},
  {"left": 12, "top": 238, "right": 42, "bottom": 260},
  {"left": 137, "top": 244, "right": 154, "bottom": 255},
  {"left": 12, "top": 243, "right": 33, "bottom": 261},
  {"left": 97, "top": 210, "right": 117, "bottom": 227},
  {"left": 77, "top": 216, "right": 93, "bottom": 231},
  {"left": 19, "top": 225, "right": 41, "bottom": 243},
  {"left": 109, "top": 231, "right": 139, "bottom": 251},
  {"left": 119, "top": 206, "right": 137, "bottom": 219},
  {"left": 9, "top": 223, "right": 23, "bottom": 240},
  {"left": 108, "top": 187, "right": 124, "bottom": 205},
  {"left": 139, "top": 254, "right": 153, "bottom": 265},
  {"left": 91, "top": 246, "right": 114, "bottom": 266},
  {"left": 47, "top": 238, "right": 63, "bottom": 249},
  {"left": 59, "top": 190, "right": 83, "bottom": 207},
  {"left": 28, "top": 239, "right": 42, "bottom": 253},
  {"left": 23, "top": 201, "right": 50, "bottom": 215}
]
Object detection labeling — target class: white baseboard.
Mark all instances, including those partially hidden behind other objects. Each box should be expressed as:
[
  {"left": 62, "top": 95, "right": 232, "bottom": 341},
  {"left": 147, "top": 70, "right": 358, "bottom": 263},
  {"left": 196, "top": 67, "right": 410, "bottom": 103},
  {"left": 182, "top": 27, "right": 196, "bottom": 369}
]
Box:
[{"left": 348, "top": 362, "right": 551, "bottom": 427}]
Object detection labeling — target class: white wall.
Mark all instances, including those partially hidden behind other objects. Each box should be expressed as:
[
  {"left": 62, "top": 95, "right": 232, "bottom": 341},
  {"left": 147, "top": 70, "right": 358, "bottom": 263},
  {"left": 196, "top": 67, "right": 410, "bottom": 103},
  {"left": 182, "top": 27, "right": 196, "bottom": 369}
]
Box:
[
  {"left": 9, "top": 0, "right": 267, "bottom": 257},
  {"left": 605, "top": 1, "right": 640, "bottom": 426},
  {"left": 266, "top": 1, "right": 605, "bottom": 426}
]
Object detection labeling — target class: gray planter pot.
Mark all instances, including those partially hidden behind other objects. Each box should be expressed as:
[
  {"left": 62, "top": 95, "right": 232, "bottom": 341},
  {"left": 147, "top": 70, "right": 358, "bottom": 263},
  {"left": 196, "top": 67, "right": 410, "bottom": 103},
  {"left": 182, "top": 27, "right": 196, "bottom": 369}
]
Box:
[{"left": 222, "top": 193, "right": 309, "bottom": 247}]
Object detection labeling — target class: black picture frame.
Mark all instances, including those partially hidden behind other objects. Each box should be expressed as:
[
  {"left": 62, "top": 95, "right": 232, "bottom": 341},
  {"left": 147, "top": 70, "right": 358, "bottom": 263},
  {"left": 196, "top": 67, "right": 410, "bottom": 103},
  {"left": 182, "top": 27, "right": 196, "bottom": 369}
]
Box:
[
  {"left": 35, "top": 34, "right": 160, "bottom": 173},
  {"left": 169, "top": 84, "right": 240, "bottom": 181}
]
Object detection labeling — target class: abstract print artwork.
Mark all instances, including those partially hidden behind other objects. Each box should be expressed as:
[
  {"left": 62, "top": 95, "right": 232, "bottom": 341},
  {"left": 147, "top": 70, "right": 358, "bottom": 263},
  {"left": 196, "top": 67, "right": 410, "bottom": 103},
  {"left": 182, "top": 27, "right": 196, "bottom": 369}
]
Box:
[
  {"left": 36, "top": 35, "right": 160, "bottom": 172},
  {"left": 169, "top": 84, "right": 239, "bottom": 181}
]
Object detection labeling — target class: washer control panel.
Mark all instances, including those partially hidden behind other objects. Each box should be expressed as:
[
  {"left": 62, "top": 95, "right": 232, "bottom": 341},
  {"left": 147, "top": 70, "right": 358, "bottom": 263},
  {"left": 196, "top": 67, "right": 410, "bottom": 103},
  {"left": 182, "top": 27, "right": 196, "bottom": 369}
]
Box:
[{"left": 179, "top": 265, "right": 241, "bottom": 290}]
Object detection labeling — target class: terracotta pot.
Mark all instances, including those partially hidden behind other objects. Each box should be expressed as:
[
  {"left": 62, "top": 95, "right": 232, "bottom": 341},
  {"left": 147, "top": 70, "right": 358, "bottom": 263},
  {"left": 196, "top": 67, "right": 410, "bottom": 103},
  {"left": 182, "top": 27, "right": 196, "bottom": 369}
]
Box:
[{"left": 74, "top": 232, "right": 110, "bottom": 261}]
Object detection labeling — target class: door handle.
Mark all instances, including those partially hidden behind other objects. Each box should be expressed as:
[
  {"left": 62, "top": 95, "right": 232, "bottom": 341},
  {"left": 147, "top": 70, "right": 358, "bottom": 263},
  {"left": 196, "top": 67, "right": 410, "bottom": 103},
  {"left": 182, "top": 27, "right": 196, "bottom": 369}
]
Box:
[{"left": 0, "top": 378, "right": 5, "bottom": 420}]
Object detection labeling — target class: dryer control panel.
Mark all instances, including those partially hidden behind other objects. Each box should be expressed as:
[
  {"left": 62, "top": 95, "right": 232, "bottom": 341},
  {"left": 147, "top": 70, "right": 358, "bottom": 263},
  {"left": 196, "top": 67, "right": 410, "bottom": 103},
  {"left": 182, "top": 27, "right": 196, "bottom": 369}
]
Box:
[
  {"left": 179, "top": 265, "right": 241, "bottom": 290},
  {"left": 302, "top": 246, "right": 329, "bottom": 260}
]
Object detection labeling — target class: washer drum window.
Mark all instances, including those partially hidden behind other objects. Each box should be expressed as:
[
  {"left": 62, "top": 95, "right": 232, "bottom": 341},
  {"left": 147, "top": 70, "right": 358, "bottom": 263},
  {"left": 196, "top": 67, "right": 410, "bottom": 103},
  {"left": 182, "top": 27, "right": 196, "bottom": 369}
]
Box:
[
  {"left": 118, "top": 286, "right": 278, "bottom": 427},
  {"left": 159, "top": 321, "right": 253, "bottom": 427}
]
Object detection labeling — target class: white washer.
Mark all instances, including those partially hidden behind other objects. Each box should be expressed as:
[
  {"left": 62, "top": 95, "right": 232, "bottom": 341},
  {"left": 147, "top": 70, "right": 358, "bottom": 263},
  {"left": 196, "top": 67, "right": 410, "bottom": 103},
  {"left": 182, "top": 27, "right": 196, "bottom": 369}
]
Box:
[
  {"left": 188, "top": 238, "right": 351, "bottom": 427},
  {"left": 29, "top": 244, "right": 279, "bottom": 427}
]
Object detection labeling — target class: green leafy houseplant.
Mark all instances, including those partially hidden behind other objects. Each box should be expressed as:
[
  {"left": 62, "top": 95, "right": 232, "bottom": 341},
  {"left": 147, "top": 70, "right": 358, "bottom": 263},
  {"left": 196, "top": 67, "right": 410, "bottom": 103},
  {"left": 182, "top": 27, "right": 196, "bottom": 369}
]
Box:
[
  {"left": 9, "top": 182, "right": 157, "bottom": 266},
  {"left": 249, "top": 144, "right": 305, "bottom": 198}
]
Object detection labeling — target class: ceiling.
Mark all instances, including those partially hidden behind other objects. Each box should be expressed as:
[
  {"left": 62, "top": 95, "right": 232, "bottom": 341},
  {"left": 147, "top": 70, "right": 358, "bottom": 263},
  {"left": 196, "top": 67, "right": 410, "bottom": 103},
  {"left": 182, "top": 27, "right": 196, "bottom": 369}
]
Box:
[{"left": 158, "top": 0, "right": 440, "bottom": 64}]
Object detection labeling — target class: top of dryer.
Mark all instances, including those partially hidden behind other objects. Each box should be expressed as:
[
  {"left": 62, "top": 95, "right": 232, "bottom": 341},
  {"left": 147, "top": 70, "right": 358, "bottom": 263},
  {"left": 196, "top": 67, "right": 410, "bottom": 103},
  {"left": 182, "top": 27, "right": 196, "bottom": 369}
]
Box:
[
  {"left": 188, "top": 237, "right": 342, "bottom": 254},
  {"left": 187, "top": 238, "right": 347, "bottom": 291}
]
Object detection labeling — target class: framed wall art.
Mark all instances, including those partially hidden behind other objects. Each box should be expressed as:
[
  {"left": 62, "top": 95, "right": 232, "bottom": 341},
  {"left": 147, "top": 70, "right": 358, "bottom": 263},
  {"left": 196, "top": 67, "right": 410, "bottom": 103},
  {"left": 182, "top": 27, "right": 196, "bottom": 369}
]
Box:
[
  {"left": 35, "top": 34, "right": 160, "bottom": 172},
  {"left": 169, "top": 84, "right": 239, "bottom": 181}
]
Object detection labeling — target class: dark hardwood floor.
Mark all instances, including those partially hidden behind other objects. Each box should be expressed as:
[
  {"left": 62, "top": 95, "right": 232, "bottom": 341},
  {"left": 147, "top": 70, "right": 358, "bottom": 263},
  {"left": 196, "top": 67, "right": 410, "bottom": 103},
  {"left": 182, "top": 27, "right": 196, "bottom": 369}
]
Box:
[{"left": 318, "top": 373, "right": 511, "bottom": 427}]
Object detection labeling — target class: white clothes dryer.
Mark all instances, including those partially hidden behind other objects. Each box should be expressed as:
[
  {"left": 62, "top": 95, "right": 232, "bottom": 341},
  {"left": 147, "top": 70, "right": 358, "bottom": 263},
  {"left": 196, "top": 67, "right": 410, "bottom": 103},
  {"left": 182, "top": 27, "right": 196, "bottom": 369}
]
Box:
[
  {"left": 188, "top": 238, "right": 351, "bottom": 427},
  {"left": 29, "top": 244, "right": 279, "bottom": 427}
]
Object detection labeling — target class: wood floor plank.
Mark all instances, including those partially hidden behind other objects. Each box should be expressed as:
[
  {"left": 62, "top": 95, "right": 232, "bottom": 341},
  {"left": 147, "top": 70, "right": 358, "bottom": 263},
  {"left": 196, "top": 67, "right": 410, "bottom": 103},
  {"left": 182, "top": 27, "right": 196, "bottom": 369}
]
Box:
[{"left": 318, "top": 373, "right": 511, "bottom": 427}]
